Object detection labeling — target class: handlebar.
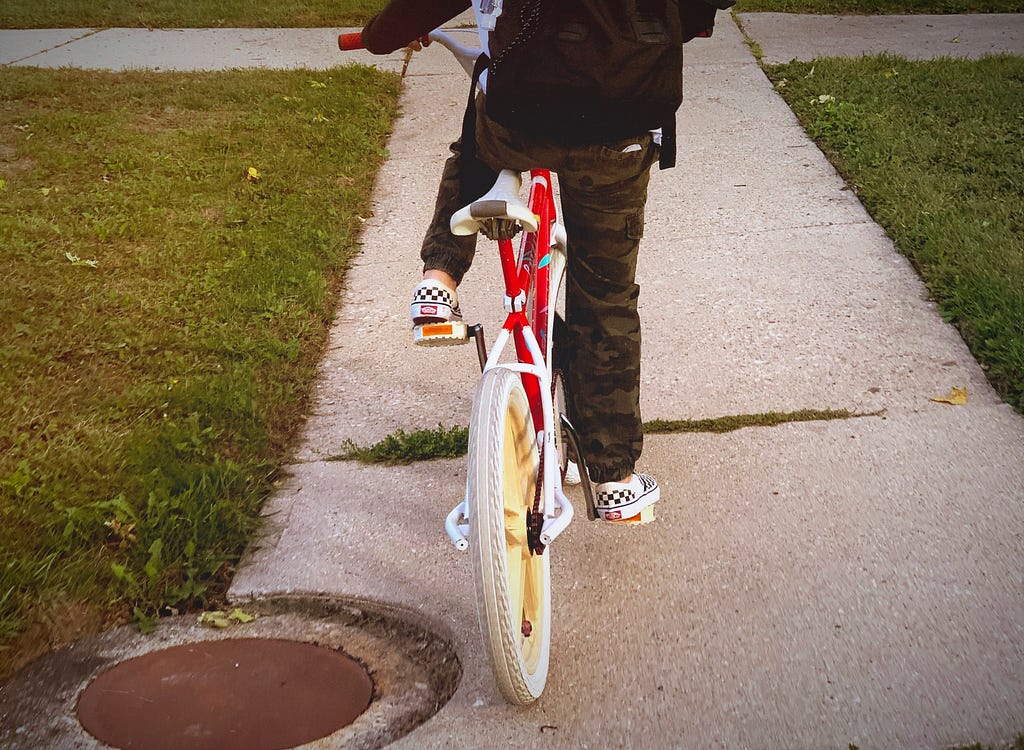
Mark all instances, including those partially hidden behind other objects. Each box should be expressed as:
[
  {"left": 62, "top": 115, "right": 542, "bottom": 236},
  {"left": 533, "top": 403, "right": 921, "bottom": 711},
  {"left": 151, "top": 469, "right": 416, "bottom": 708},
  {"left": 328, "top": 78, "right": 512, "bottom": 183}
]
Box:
[
  {"left": 338, "top": 32, "right": 364, "bottom": 51},
  {"left": 337, "top": 29, "right": 482, "bottom": 79}
]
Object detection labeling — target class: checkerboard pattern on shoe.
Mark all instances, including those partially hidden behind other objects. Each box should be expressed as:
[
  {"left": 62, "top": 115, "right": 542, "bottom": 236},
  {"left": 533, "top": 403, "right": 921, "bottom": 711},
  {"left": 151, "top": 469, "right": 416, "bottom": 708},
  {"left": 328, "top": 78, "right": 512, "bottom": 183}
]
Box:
[
  {"left": 410, "top": 279, "right": 462, "bottom": 328},
  {"left": 594, "top": 473, "right": 660, "bottom": 521}
]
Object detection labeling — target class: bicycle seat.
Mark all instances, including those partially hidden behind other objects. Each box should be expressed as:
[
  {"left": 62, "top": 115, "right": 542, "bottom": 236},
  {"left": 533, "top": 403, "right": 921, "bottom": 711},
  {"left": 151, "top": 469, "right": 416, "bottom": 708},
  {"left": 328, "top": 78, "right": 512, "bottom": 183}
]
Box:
[{"left": 451, "top": 169, "right": 539, "bottom": 238}]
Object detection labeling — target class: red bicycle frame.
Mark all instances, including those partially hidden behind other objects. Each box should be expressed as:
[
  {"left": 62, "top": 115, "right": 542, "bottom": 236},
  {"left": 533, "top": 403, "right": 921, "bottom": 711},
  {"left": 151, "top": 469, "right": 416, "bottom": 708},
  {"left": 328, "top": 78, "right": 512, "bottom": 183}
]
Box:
[{"left": 496, "top": 169, "right": 558, "bottom": 433}]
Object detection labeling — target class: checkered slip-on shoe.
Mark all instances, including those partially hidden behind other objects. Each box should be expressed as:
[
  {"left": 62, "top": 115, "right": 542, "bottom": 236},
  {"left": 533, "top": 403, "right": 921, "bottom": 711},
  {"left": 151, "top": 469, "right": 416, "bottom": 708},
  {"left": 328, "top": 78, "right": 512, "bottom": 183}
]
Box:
[
  {"left": 410, "top": 279, "right": 463, "bottom": 328},
  {"left": 593, "top": 473, "right": 660, "bottom": 521}
]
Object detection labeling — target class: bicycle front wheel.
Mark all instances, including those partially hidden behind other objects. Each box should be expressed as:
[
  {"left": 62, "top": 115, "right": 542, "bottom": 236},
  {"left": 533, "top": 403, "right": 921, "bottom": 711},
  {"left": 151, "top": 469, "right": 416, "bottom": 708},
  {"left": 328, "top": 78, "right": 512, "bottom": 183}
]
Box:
[{"left": 468, "top": 366, "right": 551, "bottom": 704}]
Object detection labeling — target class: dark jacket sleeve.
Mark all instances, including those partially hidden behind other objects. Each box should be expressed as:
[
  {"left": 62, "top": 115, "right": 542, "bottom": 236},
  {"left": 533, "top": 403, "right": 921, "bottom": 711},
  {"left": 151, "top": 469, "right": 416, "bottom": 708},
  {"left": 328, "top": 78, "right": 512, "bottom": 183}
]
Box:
[
  {"left": 680, "top": 0, "right": 736, "bottom": 42},
  {"left": 362, "top": 0, "right": 471, "bottom": 54}
]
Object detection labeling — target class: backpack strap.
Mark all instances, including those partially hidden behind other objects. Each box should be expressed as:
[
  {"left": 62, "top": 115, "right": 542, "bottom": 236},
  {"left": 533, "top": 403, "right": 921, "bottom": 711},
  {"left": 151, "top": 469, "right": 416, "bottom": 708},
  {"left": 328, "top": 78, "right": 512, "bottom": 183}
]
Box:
[
  {"left": 659, "top": 114, "right": 677, "bottom": 170},
  {"left": 457, "top": 52, "right": 492, "bottom": 202}
]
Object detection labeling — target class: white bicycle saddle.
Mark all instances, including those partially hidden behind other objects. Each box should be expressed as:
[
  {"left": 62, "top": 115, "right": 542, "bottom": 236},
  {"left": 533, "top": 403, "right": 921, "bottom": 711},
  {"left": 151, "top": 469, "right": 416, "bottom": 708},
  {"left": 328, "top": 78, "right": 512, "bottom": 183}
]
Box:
[{"left": 450, "top": 169, "right": 539, "bottom": 236}]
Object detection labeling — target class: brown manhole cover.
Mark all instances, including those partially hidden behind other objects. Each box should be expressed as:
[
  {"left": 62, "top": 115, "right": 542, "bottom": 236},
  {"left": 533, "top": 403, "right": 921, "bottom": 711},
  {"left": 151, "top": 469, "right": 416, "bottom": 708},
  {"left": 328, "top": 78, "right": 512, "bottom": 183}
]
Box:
[{"left": 77, "top": 638, "right": 373, "bottom": 750}]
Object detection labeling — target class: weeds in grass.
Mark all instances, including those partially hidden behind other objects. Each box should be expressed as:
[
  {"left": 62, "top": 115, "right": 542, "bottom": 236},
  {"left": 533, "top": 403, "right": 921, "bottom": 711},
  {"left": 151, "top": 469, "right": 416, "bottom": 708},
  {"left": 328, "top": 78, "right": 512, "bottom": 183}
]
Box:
[
  {"left": 334, "top": 425, "right": 470, "bottom": 465},
  {"left": 339, "top": 410, "right": 878, "bottom": 465},
  {"left": 765, "top": 55, "right": 1024, "bottom": 412},
  {"left": 643, "top": 408, "right": 879, "bottom": 434},
  {"left": 0, "top": 65, "right": 400, "bottom": 669}
]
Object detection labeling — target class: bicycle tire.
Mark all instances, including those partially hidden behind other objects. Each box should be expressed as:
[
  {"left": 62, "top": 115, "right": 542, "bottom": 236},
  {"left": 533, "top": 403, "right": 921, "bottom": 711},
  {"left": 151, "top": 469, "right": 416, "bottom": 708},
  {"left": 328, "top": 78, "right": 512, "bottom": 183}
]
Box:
[{"left": 468, "top": 366, "right": 551, "bottom": 704}]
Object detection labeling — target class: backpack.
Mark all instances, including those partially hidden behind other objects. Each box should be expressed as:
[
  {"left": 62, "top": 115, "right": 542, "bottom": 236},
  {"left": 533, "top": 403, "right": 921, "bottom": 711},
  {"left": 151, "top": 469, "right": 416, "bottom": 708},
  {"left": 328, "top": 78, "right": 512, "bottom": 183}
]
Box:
[{"left": 477, "top": 0, "right": 734, "bottom": 169}]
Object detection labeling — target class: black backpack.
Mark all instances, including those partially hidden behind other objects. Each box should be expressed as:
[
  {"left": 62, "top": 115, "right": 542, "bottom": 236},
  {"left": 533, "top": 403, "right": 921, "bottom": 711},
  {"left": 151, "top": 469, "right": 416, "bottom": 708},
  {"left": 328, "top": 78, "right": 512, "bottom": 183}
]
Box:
[{"left": 477, "top": 0, "right": 734, "bottom": 169}]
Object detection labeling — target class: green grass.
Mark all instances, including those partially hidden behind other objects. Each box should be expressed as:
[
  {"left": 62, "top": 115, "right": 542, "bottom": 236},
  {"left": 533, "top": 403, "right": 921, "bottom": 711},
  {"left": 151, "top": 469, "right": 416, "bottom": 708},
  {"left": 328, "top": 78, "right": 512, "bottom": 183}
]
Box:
[
  {"left": 2, "top": 0, "right": 1020, "bottom": 26},
  {"left": 643, "top": 409, "right": 878, "bottom": 433},
  {"left": 0, "top": 65, "right": 400, "bottom": 673},
  {"left": 333, "top": 425, "right": 470, "bottom": 465},
  {"left": 0, "top": 0, "right": 387, "bottom": 29},
  {"left": 733, "top": 0, "right": 1024, "bottom": 12},
  {"left": 765, "top": 55, "right": 1023, "bottom": 412}
]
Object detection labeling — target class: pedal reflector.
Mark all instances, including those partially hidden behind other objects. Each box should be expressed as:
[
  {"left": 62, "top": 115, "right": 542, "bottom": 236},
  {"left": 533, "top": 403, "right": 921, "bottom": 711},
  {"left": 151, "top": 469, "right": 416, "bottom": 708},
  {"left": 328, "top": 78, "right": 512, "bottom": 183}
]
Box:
[
  {"left": 606, "top": 506, "right": 656, "bottom": 526},
  {"left": 414, "top": 321, "right": 470, "bottom": 346}
]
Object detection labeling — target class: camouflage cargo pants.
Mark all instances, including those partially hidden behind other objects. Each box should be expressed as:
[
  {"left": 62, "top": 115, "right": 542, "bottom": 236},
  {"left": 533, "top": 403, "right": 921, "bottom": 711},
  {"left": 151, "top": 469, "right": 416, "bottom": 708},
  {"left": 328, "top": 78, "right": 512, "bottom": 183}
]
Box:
[{"left": 421, "top": 94, "right": 659, "bottom": 484}]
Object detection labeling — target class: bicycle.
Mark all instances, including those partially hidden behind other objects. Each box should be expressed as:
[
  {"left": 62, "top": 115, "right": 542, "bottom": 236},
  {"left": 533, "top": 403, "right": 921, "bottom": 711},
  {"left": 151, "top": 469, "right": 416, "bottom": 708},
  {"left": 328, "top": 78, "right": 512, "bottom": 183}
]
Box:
[{"left": 340, "top": 28, "right": 645, "bottom": 704}]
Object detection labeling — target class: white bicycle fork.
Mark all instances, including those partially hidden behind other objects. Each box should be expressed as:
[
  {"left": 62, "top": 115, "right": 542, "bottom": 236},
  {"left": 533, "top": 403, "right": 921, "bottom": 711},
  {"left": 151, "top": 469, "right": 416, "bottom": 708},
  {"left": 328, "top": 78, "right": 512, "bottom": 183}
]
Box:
[{"left": 445, "top": 323, "right": 574, "bottom": 551}]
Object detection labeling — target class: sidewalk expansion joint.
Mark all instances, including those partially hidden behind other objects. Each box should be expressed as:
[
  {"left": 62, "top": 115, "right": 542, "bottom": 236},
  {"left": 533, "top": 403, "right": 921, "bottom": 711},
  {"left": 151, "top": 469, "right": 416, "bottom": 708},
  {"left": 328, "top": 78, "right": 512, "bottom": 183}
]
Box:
[
  {"left": 5, "top": 28, "right": 108, "bottom": 66},
  {"left": 323, "top": 408, "right": 886, "bottom": 467}
]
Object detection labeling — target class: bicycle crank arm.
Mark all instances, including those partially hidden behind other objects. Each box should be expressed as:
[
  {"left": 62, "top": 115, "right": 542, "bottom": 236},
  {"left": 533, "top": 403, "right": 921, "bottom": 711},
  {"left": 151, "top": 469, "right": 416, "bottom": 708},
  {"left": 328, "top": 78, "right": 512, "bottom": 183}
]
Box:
[
  {"left": 559, "top": 413, "right": 598, "bottom": 520},
  {"left": 468, "top": 324, "right": 487, "bottom": 372},
  {"left": 539, "top": 484, "right": 574, "bottom": 546}
]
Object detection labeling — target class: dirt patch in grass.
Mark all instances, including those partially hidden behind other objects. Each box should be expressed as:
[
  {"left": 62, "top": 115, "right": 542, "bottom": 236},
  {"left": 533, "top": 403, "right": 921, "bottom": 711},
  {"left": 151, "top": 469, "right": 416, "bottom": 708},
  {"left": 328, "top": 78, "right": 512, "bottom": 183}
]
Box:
[{"left": 0, "top": 599, "right": 123, "bottom": 682}]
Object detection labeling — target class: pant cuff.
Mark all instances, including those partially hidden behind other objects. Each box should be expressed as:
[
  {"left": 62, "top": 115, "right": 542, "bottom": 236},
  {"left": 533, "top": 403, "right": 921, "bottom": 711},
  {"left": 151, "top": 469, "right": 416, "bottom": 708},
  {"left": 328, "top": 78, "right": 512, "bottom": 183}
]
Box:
[
  {"left": 422, "top": 254, "right": 471, "bottom": 286},
  {"left": 588, "top": 464, "right": 635, "bottom": 485}
]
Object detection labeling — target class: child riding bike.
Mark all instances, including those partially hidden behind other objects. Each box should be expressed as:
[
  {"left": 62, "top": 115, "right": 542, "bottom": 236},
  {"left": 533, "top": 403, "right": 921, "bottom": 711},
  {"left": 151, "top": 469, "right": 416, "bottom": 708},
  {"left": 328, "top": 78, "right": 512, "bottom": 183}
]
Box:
[{"left": 358, "top": 0, "right": 732, "bottom": 522}]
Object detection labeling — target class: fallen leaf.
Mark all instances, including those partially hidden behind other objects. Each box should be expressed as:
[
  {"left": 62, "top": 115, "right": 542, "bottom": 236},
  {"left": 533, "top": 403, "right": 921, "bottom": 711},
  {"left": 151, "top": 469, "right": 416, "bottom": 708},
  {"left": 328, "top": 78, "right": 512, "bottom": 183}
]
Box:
[
  {"left": 198, "top": 610, "right": 231, "bottom": 628},
  {"left": 228, "top": 608, "right": 256, "bottom": 623},
  {"left": 930, "top": 386, "right": 967, "bottom": 405},
  {"left": 246, "top": 166, "right": 261, "bottom": 182},
  {"left": 65, "top": 252, "right": 98, "bottom": 268}
]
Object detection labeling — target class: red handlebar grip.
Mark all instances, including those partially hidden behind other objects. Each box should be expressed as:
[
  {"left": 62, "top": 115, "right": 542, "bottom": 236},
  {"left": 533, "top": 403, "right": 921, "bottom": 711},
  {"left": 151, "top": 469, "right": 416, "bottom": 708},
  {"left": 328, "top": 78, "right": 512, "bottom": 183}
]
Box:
[{"left": 338, "top": 32, "right": 364, "bottom": 51}]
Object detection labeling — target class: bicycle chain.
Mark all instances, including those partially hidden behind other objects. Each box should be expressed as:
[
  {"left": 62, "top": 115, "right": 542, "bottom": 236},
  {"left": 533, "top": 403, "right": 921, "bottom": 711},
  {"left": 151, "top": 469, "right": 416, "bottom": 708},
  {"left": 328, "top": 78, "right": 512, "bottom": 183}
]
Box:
[
  {"left": 527, "top": 422, "right": 546, "bottom": 556},
  {"left": 526, "top": 368, "right": 564, "bottom": 557}
]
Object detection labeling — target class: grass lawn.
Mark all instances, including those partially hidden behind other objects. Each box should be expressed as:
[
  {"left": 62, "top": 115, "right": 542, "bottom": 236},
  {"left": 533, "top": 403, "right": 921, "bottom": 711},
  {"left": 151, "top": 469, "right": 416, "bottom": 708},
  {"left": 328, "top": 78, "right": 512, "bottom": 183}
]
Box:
[
  {"left": 764, "top": 54, "right": 1023, "bottom": 412},
  {"left": 733, "top": 0, "right": 1024, "bottom": 12},
  {"left": 0, "top": 65, "right": 400, "bottom": 678},
  {"left": 0, "top": 0, "right": 387, "bottom": 29}
]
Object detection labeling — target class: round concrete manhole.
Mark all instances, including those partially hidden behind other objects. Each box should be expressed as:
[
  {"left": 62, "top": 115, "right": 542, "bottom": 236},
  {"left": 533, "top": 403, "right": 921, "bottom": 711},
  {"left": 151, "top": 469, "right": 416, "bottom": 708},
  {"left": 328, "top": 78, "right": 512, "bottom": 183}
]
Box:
[
  {"left": 0, "top": 597, "right": 462, "bottom": 749},
  {"left": 77, "top": 638, "right": 374, "bottom": 750}
]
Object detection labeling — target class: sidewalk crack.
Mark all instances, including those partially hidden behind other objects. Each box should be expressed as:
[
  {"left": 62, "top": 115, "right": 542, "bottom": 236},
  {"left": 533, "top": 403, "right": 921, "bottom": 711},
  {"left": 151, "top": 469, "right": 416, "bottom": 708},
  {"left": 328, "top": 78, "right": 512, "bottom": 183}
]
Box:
[{"left": 4, "top": 28, "right": 107, "bottom": 66}]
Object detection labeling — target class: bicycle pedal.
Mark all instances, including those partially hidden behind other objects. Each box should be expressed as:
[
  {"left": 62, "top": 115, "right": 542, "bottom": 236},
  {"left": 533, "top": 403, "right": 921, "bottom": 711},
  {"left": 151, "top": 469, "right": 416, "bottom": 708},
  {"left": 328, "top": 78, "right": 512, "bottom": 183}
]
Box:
[
  {"left": 414, "top": 321, "right": 470, "bottom": 346},
  {"left": 605, "top": 506, "right": 656, "bottom": 526}
]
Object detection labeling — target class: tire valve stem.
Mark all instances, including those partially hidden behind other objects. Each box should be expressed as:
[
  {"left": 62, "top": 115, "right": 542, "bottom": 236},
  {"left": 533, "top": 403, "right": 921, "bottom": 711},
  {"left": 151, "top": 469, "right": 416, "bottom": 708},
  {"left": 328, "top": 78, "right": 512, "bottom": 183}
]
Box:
[{"left": 522, "top": 619, "right": 533, "bottom": 637}]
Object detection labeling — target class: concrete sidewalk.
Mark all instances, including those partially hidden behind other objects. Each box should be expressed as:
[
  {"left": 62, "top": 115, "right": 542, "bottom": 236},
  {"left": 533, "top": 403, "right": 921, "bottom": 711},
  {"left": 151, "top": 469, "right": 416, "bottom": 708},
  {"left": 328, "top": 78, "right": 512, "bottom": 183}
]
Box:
[
  {"left": 739, "top": 12, "right": 1024, "bottom": 63},
  {"left": 3, "top": 13, "right": 1022, "bottom": 68},
  {"left": 3, "top": 14, "right": 1023, "bottom": 750}
]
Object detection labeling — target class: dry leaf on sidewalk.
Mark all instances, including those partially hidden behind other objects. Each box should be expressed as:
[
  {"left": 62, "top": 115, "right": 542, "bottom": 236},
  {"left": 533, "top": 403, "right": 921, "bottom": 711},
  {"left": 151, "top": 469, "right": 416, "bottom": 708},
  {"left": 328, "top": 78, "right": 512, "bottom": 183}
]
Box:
[{"left": 930, "top": 386, "right": 968, "bottom": 405}]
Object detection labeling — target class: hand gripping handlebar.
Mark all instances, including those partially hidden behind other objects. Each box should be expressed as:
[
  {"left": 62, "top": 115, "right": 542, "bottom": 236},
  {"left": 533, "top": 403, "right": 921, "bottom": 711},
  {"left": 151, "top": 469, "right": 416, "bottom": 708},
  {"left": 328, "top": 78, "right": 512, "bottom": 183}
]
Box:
[
  {"left": 338, "top": 29, "right": 482, "bottom": 79},
  {"left": 338, "top": 32, "right": 364, "bottom": 51}
]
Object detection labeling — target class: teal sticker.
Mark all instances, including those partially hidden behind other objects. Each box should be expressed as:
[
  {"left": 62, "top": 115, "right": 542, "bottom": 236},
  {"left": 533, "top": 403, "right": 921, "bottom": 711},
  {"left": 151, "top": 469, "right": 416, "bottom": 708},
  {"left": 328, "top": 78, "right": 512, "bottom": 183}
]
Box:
[{"left": 538, "top": 255, "right": 551, "bottom": 269}]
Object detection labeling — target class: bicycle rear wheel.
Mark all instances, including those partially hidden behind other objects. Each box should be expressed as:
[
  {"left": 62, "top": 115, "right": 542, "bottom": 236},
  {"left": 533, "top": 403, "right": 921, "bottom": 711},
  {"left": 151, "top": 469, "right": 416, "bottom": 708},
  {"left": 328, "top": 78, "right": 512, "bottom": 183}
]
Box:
[{"left": 468, "top": 366, "right": 551, "bottom": 704}]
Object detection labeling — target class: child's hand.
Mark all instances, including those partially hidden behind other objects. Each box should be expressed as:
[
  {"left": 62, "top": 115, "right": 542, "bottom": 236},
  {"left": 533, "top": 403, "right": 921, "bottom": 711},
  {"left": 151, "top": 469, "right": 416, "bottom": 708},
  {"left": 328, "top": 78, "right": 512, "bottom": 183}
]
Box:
[{"left": 406, "top": 35, "right": 431, "bottom": 52}]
